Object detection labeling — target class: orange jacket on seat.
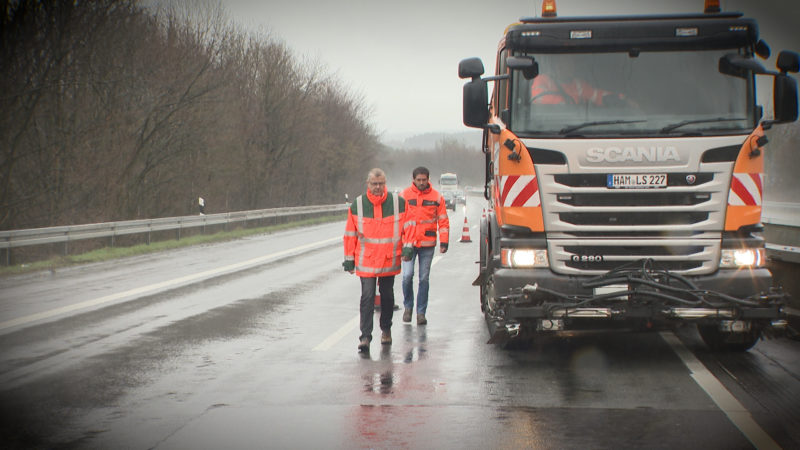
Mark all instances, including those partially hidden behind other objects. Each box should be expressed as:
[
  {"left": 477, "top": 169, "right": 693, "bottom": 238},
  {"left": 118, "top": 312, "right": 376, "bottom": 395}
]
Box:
[
  {"left": 531, "top": 74, "right": 616, "bottom": 106},
  {"left": 343, "top": 190, "right": 415, "bottom": 277},
  {"left": 402, "top": 184, "right": 449, "bottom": 248}
]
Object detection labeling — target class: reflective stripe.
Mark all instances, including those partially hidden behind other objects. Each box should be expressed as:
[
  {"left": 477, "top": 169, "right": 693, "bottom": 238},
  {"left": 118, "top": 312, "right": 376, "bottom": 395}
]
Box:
[
  {"left": 358, "top": 264, "right": 402, "bottom": 275},
  {"left": 344, "top": 231, "right": 358, "bottom": 237},
  {"left": 728, "top": 173, "right": 763, "bottom": 206},
  {"left": 344, "top": 255, "right": 355, "bottom": 261},
  {"left": 392, "top": 194, "right": 401, "bottom": 269},
  {"left": 362, "top": 237, "right": 397, "bottom": 244},
  {"left": 356, "top": 196, "right": 365, "bottom": 270},
  {"left": 500, "top": 175, "right": 540, "bottom": 207}
]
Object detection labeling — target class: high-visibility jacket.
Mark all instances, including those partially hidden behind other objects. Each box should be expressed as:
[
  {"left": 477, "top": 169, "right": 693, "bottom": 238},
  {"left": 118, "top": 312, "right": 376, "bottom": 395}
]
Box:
[
  {"left": 402, "top": 184, "right": 449, "bottom": 248},
  {"left": 343, "top": 189, "right": 415, "bottom": 277},
  {"left": 531, "top": 74, "right": 617, "bottom": 106}
]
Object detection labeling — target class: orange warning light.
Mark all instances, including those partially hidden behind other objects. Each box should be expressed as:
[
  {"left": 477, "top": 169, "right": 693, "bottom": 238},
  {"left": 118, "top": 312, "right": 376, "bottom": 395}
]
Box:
[
  {"left": 704, "top": 0, "right": 721, "bottom": 13},
  {"left": 542, "top": 0, "right": 557, "bottom": 18}
]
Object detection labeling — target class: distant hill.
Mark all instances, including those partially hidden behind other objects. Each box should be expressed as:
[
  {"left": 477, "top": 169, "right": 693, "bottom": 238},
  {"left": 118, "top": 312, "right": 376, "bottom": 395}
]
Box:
[{"left": 381, "top": 130, "right": 482, "bottom": 150}]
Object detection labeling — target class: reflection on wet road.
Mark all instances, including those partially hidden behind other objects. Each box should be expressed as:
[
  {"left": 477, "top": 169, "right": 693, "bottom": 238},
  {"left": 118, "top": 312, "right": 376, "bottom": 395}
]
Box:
[{"left": 1, "top": 211, "right": 799, "bottom": 449}]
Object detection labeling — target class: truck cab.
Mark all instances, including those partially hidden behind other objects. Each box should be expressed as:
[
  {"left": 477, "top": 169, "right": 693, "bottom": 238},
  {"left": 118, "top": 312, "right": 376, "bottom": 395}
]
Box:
[{"left": 459, "top": 1, "right": 799, "bottom": 350}]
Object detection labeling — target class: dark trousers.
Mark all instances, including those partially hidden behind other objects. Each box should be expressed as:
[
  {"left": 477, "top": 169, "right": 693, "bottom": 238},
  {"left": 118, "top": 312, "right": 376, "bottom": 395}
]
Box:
[{"left": 359, "top": 275, "right": 395, "bottom": 341}]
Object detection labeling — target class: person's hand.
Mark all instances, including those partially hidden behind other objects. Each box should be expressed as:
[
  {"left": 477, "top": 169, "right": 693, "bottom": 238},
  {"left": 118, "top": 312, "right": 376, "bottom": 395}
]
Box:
[
  {"left": 343, "top": 260, "right": 355, "bottom": 273},
  {"left": 402, "top": 247, "right": 413, "bottom": 261},
  {"left": 440, "top": 243, "right": 448, "bottom": 253}
]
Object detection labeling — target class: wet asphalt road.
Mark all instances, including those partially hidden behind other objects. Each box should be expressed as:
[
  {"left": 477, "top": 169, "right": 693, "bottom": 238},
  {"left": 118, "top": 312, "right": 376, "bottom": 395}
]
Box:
[{"left": 1, "top": 199, "right": 799, "bottom": 449}]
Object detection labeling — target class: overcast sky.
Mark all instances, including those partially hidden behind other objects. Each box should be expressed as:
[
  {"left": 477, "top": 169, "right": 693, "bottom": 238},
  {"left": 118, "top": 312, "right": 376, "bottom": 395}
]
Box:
[{"left": 224, "top": 0, "right": 800, "bottom": 140}]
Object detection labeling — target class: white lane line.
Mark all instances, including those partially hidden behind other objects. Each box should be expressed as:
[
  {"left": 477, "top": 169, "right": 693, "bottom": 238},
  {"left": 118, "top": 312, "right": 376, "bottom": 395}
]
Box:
[
  {"left": 313, "top": 315, "right": 360, "bottom": 351},
  {"left": 0, "top": 237, "right": 340, "bottom": 332},
  {"left": 314, "top": 255, "right": 445, "bottom": 351},
  {"left": 661, "top": 331, "right": 781, "bottom": 450}
]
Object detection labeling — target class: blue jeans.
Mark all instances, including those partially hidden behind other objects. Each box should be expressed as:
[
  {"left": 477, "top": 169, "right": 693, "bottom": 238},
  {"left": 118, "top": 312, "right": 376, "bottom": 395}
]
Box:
[{"left": 402, "top": 246, "right": 435, "bottom": 314}]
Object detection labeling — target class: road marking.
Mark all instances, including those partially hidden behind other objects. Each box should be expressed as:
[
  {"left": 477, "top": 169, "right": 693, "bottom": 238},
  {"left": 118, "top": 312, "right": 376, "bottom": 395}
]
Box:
[
  {"left": 661, "top": 331, "right": 780, "bottom": 450},
  {"left": 0, "top": 237, "right": 340, "bottom": 332},
  {"left": 313, "top": 255, "right": 444, "bottom": 351},
  {"left": 313, "top": 315, "right": 360, "bottom": 351}
]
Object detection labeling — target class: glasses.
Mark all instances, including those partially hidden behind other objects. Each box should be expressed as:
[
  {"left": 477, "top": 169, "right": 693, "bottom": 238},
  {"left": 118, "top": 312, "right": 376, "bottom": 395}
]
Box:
[{"left": 368, "top": 181, "right": 386, "bottom": 186}]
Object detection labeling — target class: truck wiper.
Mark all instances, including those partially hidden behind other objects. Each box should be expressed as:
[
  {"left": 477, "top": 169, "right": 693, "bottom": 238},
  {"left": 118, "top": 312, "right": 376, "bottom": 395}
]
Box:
[
  {"left": 560, "top": 119, "right": 646, "bottom": 134},
  {"left": 659, "top": 117, "right": 746, "bottom": 134}
]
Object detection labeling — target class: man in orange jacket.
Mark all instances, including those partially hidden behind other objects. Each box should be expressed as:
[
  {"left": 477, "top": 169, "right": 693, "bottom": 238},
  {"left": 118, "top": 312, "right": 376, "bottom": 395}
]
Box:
[
  {"left": 344, "top": 168, "right": 415, "bottom": 352},
  {"left": 401, "top": 167, "right": 449, "bottom": 325}
]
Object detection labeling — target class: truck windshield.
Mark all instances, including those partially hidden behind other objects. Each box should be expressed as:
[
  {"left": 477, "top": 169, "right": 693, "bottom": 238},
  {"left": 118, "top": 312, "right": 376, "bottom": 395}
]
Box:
[{"left": 510, "top": 50, "right": 754, "bottom": 137}]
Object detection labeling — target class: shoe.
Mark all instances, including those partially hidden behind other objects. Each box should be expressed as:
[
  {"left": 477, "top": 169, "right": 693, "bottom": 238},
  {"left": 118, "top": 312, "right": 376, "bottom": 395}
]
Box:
[
  {"left": 417, "top": 313, "right": 427, "bottom": 325},
  {"left": 381, "top": 330, "right": 392, "bottom": 345},
  {"left": 403, "top": 309, "right": 412, "bottom": 323},
  {"left": 358, "top": 338, "right": 370, "bottom": 352}
]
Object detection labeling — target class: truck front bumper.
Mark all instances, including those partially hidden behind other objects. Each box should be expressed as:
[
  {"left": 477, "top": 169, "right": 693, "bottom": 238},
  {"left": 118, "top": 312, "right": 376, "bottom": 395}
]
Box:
[{"left": 490, "top": 266, "right": 784, "bottom": 322}]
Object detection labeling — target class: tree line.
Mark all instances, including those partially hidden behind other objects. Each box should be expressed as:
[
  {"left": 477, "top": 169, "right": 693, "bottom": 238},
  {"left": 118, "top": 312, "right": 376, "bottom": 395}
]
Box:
[{"left": 1, "top": 0, "right": 384, "bottom": 231}]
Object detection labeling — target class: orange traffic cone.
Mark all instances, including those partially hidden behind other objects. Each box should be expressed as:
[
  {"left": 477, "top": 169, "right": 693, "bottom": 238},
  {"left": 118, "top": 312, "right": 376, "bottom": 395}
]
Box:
[
  {"left": 460, "top": 215, "right": 472, "bottom": 243},
  {"left": 374, "top": 294, "right": 398, "bottom": 311}
]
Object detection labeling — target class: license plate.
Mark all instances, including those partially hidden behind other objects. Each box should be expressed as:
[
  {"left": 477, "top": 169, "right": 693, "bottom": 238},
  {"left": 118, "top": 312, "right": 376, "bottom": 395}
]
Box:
[{"left": 607, "top": 173, "right": 667, "bottom": 189}]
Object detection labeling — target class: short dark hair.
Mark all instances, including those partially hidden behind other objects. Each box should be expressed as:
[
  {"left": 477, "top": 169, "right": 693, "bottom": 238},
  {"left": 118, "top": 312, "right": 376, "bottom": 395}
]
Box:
[{"left": 412, "top": 166, "right": 429, "bottom": 178}]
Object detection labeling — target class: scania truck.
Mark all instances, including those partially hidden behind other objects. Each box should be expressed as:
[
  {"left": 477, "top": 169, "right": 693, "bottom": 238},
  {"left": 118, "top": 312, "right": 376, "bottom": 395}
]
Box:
[{"left": 459, "top": 0, "right": 799, "bottom": 350}]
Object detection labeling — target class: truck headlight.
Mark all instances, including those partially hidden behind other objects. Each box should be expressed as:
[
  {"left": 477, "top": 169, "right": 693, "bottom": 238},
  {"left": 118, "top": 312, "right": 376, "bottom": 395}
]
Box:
[
  {"left": 501, "top": 248, "right": 548, "bottom": 268},
  {"left": 720, "top": 248, "right": 766, "bottom": 268}
]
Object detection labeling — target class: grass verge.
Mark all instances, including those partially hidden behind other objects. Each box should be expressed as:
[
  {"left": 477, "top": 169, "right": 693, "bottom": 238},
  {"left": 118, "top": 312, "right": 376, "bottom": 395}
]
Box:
[{"left": 0, "top": 214, "right": 344, "bottom": 277}]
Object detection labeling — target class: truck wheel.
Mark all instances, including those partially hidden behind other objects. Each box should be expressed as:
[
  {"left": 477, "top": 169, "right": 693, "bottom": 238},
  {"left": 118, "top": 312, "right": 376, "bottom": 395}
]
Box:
[
  {"left": 479, "top": 280, "right": 487, "bottom": 312},
  {"left": 697, "top": 324, "right": 759, "bottom": 352}
]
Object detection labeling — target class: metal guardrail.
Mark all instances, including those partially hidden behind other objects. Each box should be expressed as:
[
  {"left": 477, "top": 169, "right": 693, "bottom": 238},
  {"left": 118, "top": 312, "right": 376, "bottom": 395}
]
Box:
[
  {"left": 762, "top": 201, "right": 800, "bottom": 228},
  {"left": 0, "top": 204, "right": 348, "bottom": 255},
  {"left": 762, "top": 201, "right": 800, "bottom": 263}
]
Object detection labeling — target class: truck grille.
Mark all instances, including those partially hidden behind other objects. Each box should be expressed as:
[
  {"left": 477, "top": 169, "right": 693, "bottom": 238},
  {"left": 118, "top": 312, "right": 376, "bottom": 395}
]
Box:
[
  {"left": 559, "top": 211, "right": 709, "bottom": 226},
  {"left": 531, "top": 139, "right": 738, "bottom": 276},
  {"left": 565, "top": 259, "right": 704, "bottom": 272}
]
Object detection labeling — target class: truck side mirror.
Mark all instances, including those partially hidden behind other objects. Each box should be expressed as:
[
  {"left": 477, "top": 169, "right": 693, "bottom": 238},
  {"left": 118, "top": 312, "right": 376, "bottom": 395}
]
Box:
[
  {"left": 459, "top": 57, "right": 485, "bottom": 80},
  {"left": 755, "top": 40, "right": 771, "bottom": 59},
  {"left": 777, "top": 50, "right": 800, "bottom": 74},
  {"left": 463, "top": 79, "right": 489, "bottom": 128},
  {"left": 507, "top": 56, "right": 539, "bottom": 80},
  {"left": 719, "top": 53, "right": 767, "bottom": 78},
  {"left": 773, "top": 74, "right": 798, "bottom": 123}
]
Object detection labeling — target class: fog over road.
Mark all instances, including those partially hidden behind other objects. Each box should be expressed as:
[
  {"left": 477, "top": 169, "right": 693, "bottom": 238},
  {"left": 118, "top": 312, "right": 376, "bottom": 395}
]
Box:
[{"left": 1, "top": 199, "right": 799, "bottom": 449}]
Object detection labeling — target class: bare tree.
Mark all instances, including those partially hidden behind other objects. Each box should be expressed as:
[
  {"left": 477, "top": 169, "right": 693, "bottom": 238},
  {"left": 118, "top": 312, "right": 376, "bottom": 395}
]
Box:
[{"left": 0, "top": 0, "right": 384, "bottom": 231}]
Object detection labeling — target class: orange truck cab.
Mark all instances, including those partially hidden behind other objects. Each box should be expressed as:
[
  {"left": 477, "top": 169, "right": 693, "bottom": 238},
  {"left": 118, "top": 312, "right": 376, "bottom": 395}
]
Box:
[{"left": 459, "top": 0, "right": 799, "bottom": 351}]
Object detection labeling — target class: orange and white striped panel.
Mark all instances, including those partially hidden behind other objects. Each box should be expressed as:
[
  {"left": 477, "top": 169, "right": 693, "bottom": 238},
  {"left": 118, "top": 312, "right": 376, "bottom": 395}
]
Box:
[
  {"left": 499, "top": 175, "right": 541, "bottom": 207},
  {"left": 728, "top": 173, "right": 763, "bottom": 206}
]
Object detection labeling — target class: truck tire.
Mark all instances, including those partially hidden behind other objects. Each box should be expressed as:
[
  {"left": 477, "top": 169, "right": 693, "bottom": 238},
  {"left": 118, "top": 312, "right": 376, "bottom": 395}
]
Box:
[{"left": 697, "top": 324, "right": 759, "bottom": 352}]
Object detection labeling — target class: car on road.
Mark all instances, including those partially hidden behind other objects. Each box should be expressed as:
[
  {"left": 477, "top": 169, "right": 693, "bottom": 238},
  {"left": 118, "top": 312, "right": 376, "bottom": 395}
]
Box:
[
  {"left": 442, "top": 191, "right": 456, "bottom": 211},
  {"left": 454, "top": 189, "right": 466, "bottom": 204}
]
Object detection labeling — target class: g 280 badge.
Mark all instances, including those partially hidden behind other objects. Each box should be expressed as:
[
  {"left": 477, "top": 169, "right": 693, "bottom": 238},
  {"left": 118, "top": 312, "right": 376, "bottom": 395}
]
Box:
[{"left": 571, "top": 254, "right": 603, "bottom": 263}]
